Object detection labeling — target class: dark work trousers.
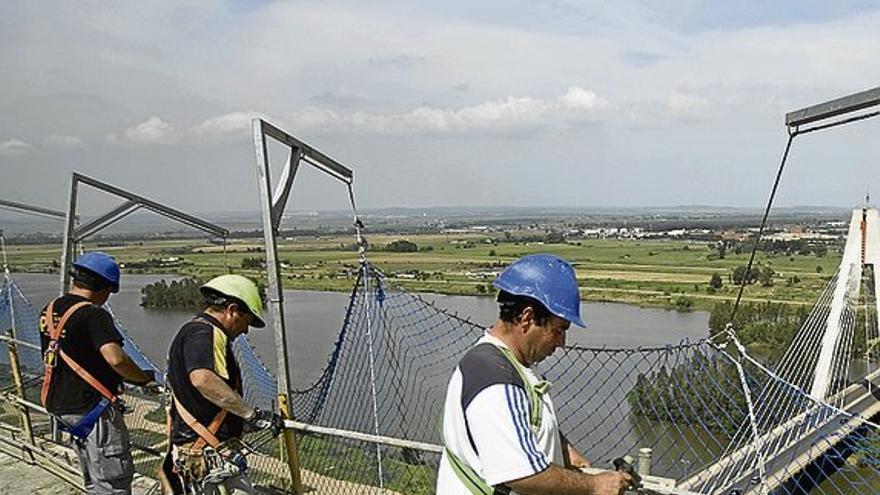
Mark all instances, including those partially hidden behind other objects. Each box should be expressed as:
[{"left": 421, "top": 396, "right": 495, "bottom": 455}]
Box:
[{"left": 60, "top": 405, "right": 135, "bottom": 495}]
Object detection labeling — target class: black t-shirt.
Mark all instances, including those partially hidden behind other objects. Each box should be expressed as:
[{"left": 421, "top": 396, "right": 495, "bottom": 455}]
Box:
[
  {"left": 167, "top": 313, "right": 244, "bottom": 445},
  {"left": 39, "top": 294, "right": 124, "bottom": 415}
]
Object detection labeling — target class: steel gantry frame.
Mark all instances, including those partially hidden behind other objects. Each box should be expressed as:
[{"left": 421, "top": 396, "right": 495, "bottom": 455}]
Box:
[
  {"left": 58, "top": 172, "right": 229, "bottom": 295},
  {"left": 786, "top": 85, "right": 880, "bottom": 135},
  {"left": 0, "top": 199, "right": 67, "bottom": 221},
  {"left": 252, "top": 118, "right": 355, "bottom": 494}
]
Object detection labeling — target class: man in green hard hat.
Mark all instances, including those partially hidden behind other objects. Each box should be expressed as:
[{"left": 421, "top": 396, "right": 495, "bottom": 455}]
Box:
[{"left": 160, "top": 274, "right": 284, "bottom": 494}]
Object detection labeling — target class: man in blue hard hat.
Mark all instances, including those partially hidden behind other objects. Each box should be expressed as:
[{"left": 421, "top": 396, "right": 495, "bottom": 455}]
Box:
[
  {"left": 437, "top": 254, "right": 631, "bottom": 495},
  {"left": 40, "top": 251, "right": 160, "bottom": 495}
]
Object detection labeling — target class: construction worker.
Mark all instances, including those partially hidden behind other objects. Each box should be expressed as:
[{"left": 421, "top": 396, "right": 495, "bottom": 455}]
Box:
[
  {"left": 40, "top": 251, "right": 160, "bottom": 495},
  {"left": 161, "top": 274, "right": 283, "bottom": 495},
  {"left": 437, "top": 254, "right": 632, "bottom": 495}
]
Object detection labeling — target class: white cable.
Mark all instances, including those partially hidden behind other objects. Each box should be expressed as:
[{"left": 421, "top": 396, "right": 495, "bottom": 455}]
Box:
[{"left": 362, "top": 265, "right": 384, "bottom": 488}]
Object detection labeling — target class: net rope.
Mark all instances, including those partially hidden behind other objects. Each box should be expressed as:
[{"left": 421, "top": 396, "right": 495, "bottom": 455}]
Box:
[{"left": 3, "top": 260, "right": 880, "bottom": 493}]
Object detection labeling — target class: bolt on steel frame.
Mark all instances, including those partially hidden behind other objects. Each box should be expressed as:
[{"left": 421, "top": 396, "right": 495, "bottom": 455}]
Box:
[{"left": 252, "top": 118, "right": 355, "bottom": 494}]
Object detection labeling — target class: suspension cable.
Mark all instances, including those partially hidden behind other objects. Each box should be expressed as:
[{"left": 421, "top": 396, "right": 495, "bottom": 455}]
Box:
[
  {"left": 723, "top": 108, "right": 880, "bottom": 337},
  {"left": 724, "top": 133, "right": 796, "bottom": 331},
  {"left": 792, "top": 110, "right": 880, "bottom": 136},
  {"left": 347, "top": 183, "right": 368, "bottom": 263},
  {"left": 222, "top": 235, "right": 229, "bottom": 273},
  {"left": 1, "top": 230, "right": 10, "bottom": 280}
]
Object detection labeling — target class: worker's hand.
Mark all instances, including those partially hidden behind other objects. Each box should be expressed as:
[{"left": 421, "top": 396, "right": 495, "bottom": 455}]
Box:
[
  {"left": 135, "top": 370, "right": 162, "bottom": 394},
  {"left": 141, "top": 380, "right": 163, "bottom": 394},
  {"left": 589, "top": 471, "right": 632, "bottom": 495},
  {"left": 245, "top": 407, "right": 284, "bottom": 436}
]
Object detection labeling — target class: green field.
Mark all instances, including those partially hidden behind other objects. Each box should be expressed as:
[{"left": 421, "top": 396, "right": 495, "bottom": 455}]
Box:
[{"left": 4, "top": 234, "right": 841, "bottom": 311}]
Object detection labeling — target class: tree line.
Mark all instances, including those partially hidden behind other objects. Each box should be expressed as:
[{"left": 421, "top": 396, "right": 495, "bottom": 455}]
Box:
[{"left": 140, "top": 277, "right": 204, "bottom": 309}]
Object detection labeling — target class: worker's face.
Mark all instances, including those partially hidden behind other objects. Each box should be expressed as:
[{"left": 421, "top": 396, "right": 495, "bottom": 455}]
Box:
[
  {"left": 227, "top": 303, "right": 255, "bottom": 338},
  {"left": 94, "top": 287, "right": 112, "bottom": 306},
  {"left": 521, "top": 310, "right": 569, "bottom": 365}
]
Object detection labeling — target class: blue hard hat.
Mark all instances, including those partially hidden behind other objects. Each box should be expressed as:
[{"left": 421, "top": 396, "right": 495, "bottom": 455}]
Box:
[
  {"left": 72, "top": 251, "right": 121, "bottom": 293},
  {"left": 492, "top": 254, "right": 586, "bottom": 328}
]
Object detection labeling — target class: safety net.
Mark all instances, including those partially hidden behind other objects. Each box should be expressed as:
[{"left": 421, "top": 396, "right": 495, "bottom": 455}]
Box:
[{"left": 3, "top": 261, "right": 880, "bottom": 494}]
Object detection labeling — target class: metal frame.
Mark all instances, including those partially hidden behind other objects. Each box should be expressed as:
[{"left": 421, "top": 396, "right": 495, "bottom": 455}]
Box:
[
  {"left": 786, "top": 85, "right": 880, "bottom": 129},
  {"left": 0, "top": 199, "right": 66, "bottom": 220},
  {"left": 252, "top": 118, "right": 354, "bottom": 494},
  {"left": 58, "top": 172, "right": 228, "bottom": 295}
]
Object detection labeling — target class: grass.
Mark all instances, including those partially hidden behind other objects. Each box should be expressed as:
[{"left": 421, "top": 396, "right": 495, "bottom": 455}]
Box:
[
  {"left": 297, "top": 433, "right": 435, "bottom": 495},
  {"left": 4, "top": 234, "right": 841, "bottom": 311}
]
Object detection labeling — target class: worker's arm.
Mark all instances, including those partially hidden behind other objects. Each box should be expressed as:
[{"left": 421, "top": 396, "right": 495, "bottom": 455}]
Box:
[
  {"left": 189, "top": 368, "right": 255, "bottom": 420},
  {"left": 506, "top": 465, "right": 630, "bottom": 495},
  {"left": 99, "top": 341, "right": 154, "bottom": 385},
  {"left": 560, "top": 433, "right": 591, "bottom": 469}
]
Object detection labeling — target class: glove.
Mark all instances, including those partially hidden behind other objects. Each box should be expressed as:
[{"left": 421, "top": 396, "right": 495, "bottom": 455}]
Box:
[
  {"left": 226, "top": 449, "right": 248, "bottom": 474},
  {"left": 141, "top": 380, "right": 163, "bottom": 394},
  {"left": 138, "top": 370, "right": 162, "bottom": 394},
  {"left": 245, "top": 407, "right": 284, "bottom": 436}
]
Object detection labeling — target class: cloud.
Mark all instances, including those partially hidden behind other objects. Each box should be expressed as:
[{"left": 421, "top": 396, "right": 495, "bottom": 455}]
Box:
[
  {"left": 619, "top": 50, "right": 666, "bottom": 68},
  {"left": 191, "top": 112, "right": 264, "bottom": 138},
  {"left": 367, "top": 53, "right": 431, "bottom": 70},
  {"left": 559, "top": 86, "right": 606, "bottom": 111},
  {"left": 42, "top": 134, "right": 85, "bottom": 149},
  {"left": 0, "top": 138, "right": 32, "bottom": 155},
  {"left": 121, "top": 116, "right": 175, "bottom": 144},
  {"left": 318, "top": 86, "right": 608, "bottom": 134}
]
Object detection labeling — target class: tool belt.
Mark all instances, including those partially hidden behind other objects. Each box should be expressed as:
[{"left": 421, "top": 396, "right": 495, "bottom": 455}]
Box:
[
  {"left": 173, "top": 438, "right": 248, "bottom": 486},
  {"left": 42, "top": 299, "right": 123, "bottom": 439},
  {"left": 159, "top": 317, "right": 244, "bottom": 494}
]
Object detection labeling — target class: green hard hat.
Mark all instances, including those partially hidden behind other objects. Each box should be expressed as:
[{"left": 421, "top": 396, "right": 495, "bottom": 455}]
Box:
[{"left": 200, "top": 274, "right": 266, "bottom": 328}]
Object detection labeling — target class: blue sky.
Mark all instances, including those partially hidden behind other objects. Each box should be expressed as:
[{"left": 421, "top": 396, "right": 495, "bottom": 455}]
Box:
[{"left": 1, "top": 1, "right": 879, "bottom": 215}]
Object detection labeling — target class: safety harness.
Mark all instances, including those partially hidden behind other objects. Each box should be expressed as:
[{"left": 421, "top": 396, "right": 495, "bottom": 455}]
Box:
[
  {"left": 159, "top": 319, "right": 242, "bottom": 494},
  {"left": 444, "top": 343, "right": 551, "bottom": 495},
  {"left": 41, "top": 299, "right": 121, "bottom": 439}
]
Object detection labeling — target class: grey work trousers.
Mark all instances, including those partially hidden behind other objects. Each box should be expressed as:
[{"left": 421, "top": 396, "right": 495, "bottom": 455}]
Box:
[{"left": 60, "top": 405, "right": 135, "bottom": 495}]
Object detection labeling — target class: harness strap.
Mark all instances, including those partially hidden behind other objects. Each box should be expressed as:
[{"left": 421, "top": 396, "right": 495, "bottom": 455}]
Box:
[
  {"left": 444, "top": 342, "right": 550, "bottom": 493},
  {"left": 171, "top": 390, "right": 226, "bottom": 450},
  {"left": 167, "top": 317, "right": 240, "bottom": 452},
  {"left": 40, "top": 300, "right": 116, "bottom": 407},
  {"left": 444, "top": 448, "right": 494, "bottom": 495},
  {"left": 493, "top": 344, "right": 549, "bottom": 430}
]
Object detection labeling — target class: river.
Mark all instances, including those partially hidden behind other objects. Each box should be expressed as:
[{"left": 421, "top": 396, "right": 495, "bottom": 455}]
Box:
[
  {"left": 8, "top": 272, "right": 714, "bottom": 479},
  {"left": 9, "top": 272, "right": 710, "bottom": 387}
]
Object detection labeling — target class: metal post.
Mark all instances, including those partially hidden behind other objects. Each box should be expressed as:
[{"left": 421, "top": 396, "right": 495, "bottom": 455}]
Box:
[
  {"left": 638, "top": 447, "right": 653, "bottom": 477},
  {"left": 1, "top": 233, "right": 35, "bottom": 449},
  {"left": 6, "top": 329, "right": 35, "bottom": 448},
  {"left": 253, "top": 122, "right": 304, "bottom": 494},
  {"left": 251, "top": 118, "right": 356, "bottom": 494},
  {"left": 59, "top": 176, "right": 79, "bottom": 296}
]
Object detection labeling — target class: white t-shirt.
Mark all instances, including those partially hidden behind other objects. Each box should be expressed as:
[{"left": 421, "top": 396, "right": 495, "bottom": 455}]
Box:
[{"left": 436, "top": 332, "right": 563, "bottom": 494}]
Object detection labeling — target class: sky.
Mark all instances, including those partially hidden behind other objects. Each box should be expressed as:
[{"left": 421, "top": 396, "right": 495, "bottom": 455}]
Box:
[{"left": 2, "top": 0, "right": 880, "bottom": 217}]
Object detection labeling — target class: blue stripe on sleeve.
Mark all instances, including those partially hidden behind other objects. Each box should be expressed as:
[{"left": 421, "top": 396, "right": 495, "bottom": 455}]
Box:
[
  {"left": 511, "top": 386, "right": 548, "bottom": 470},
  {"left": 504, "top": 384, "right": 547, "bottom": 471}
]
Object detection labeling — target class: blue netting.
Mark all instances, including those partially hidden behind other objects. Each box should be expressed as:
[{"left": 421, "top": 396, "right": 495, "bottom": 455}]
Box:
[{"left": 4, "top": 263, "right": 880, "bottom": 494}]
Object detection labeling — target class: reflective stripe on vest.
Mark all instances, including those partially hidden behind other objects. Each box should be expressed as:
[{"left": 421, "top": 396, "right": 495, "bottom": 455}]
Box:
[
  {"left": 493, "top": 344, "right": 550, "bottom": 431},
  {"left": 166, "top": 318, "right": 241, "bottom": 451},
  {"left": 444, "top": 447, "right": 494, "bottom": 495}
]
